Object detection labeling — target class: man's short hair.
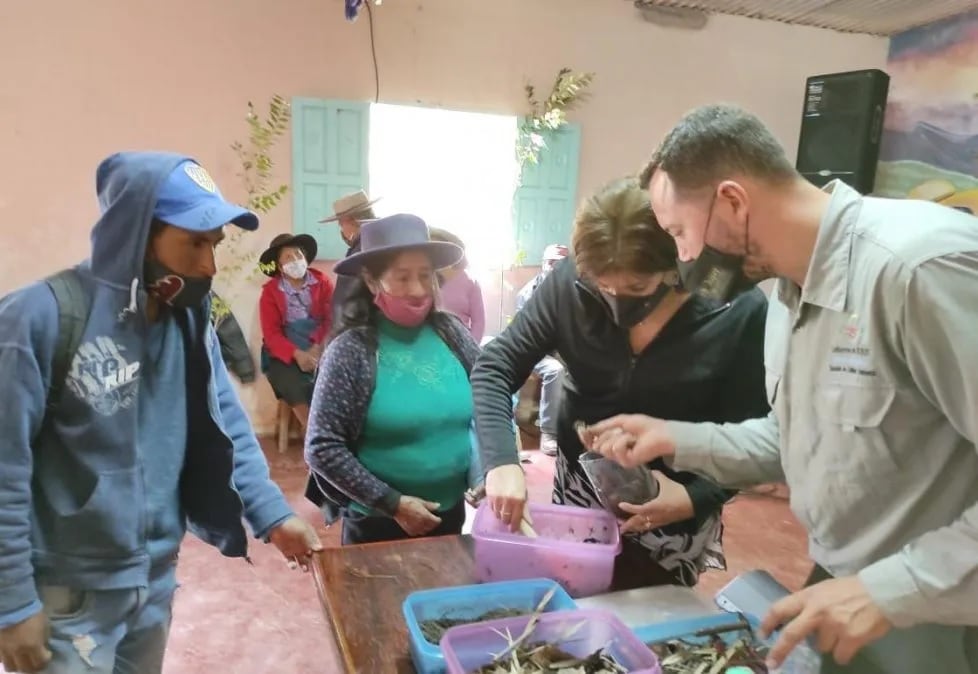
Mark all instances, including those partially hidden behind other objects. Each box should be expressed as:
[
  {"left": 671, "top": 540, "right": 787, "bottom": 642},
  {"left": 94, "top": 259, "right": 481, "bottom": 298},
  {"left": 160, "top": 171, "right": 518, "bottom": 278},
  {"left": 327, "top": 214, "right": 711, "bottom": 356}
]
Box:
[{"left": 639, "top": 104, "right": 797, "bottom": 192}]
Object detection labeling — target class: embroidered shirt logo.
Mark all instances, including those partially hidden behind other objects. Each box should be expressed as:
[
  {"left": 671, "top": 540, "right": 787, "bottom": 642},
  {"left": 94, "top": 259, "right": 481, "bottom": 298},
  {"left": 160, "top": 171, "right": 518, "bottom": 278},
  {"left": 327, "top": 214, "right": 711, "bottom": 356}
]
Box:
[
  {"left": 66, "top": 337, "right": 141, "bottom": 416},
  {"left": 839, "top": 313, "right": 863, "bottom": 343},
  {"left": 829, "top": 314, "right": 876, "bottom": 377}
]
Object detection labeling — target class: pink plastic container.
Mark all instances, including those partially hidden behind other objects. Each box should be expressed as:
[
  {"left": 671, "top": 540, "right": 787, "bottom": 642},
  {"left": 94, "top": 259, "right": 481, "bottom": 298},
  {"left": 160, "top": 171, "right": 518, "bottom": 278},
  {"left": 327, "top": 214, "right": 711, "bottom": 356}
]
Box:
[
  {"left": 471, "top": 501, "right": 621, "bottom": 598},
  {"left": 440, "top": 608, "right": 661, "bottom": 674}
]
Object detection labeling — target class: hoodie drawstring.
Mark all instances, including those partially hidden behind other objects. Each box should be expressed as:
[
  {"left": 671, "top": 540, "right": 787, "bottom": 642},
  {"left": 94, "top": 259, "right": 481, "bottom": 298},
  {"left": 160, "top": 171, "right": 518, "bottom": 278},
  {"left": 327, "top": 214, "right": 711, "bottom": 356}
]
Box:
[{"left": 118, "top": 277, "right": 139, "bottom": 322}]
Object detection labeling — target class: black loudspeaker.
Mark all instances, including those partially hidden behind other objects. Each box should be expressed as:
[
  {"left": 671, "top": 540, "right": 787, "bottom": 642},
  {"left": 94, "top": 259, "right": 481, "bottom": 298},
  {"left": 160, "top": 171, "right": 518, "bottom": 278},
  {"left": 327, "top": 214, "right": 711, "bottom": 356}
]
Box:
[{"left": 796, "top": 68, "right": 890, "bottom": 195}]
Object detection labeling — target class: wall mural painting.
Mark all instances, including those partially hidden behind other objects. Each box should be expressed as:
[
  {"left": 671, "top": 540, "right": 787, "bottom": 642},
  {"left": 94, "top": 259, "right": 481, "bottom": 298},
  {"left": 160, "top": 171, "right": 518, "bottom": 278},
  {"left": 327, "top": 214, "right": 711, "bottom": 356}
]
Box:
[{"left": 876, "top": 9, "right": 978, "bottom": 214}]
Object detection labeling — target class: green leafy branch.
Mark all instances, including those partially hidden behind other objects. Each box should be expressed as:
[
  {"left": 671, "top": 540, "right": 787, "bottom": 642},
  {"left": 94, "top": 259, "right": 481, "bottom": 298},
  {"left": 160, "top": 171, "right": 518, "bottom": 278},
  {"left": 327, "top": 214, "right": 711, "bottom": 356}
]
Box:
[
  {"left": 231, "top": 94, "right": 291, "bottom": 214},
  {"left": 211, "top": 95, "right": 292, "bottom": 325},
  {"left": 517, "top": 68, "right": 594, "bottom": 167}
]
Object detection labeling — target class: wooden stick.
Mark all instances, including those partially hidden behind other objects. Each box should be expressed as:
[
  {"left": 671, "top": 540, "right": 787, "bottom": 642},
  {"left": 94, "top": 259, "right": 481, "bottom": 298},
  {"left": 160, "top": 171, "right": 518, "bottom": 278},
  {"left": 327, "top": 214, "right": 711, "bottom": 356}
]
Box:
[{"left": 519, "top": 516, "right": 539, "bottom": 538}]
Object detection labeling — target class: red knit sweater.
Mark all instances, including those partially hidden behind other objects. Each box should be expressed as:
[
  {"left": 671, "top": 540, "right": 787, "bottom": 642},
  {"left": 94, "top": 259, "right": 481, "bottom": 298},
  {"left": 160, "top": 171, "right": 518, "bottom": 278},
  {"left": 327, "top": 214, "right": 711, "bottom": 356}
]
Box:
[{"left": 259, "top": 268, "right": 334, "bottom": 364}]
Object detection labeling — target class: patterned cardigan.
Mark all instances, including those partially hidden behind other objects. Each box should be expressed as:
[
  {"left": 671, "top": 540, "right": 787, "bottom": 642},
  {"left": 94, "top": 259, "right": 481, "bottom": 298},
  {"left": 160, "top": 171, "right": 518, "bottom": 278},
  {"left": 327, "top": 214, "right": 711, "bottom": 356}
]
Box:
[{"left": 303, "top": 312, "right": 482, "bottom": 523}]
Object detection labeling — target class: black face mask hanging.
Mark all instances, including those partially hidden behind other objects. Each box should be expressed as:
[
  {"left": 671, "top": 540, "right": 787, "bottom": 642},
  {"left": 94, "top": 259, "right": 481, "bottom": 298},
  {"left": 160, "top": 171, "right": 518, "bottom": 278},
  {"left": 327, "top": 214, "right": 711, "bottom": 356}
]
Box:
[
  {"left": 602, "top": 283, "right": 672, "bottom": 328},
  {"left": 677, "top": 193, "right": 757, "bottom": 304},
  {"left": 676, "top": 247, "right": 755, "bottom": 304},
  {"left": 144, "top": 259, "right": 213, "bottom": 309}
]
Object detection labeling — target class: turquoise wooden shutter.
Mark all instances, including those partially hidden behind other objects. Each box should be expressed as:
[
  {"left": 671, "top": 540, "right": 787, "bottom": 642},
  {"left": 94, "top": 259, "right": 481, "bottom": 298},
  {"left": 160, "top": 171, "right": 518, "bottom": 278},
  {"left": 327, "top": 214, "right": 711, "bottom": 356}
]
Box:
[
  {"left": 512, "top": 123, "right": 582, "bottom": 265},
  {"left": 291, "top": 98, "right": 370, "bottom": 260}
]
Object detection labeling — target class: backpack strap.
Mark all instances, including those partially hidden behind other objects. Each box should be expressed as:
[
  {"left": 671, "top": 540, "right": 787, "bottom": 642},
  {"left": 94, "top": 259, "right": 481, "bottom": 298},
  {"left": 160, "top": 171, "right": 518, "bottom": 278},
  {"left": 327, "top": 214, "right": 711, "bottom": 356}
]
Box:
[{"left": 44, "top": 269, "right": 91, "bottom": 414}]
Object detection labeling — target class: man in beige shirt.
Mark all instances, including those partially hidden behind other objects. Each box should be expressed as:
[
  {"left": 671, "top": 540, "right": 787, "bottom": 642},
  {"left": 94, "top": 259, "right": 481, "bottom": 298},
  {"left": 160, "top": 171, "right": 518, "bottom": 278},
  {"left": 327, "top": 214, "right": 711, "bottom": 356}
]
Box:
[{"left": 588, "top": 104, "right": 978, "bottom": 673}]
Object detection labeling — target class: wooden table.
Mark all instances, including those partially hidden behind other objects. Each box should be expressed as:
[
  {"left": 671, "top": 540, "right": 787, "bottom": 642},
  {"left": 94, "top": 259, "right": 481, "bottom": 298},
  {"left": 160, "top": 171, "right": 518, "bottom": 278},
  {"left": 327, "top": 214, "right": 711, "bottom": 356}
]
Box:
[{"left": 312, "top": 534, "right": 678, "bottom": 673}]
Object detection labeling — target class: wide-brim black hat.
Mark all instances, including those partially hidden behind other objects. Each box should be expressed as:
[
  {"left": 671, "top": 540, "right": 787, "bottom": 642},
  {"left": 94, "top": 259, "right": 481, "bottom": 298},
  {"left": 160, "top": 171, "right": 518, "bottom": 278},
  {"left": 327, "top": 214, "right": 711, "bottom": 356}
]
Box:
[
  {"left": 332, "top": 213, "right": 463, "bottom": 277},
  {"left": 259, "top": 233, "right": 318, "bottom": 276}
]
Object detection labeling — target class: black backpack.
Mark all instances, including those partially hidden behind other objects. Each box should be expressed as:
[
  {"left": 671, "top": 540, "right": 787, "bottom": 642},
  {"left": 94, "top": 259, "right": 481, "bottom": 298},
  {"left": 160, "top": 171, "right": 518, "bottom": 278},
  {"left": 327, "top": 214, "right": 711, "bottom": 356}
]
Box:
[{"left": 43, "top": 269, "right": 91, "bottom": 416}]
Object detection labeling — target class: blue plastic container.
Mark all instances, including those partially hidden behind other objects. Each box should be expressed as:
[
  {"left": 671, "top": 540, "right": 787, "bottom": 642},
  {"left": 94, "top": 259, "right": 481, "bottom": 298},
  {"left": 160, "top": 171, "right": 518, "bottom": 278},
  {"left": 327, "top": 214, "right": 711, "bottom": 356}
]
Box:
[
  {"left": 441, "top": 608, "right": 661, "bottom": 674},
  {"left": 634, "top": 612, "right": 821, "bottom": 674},
  {"left": 403, "top": 578, "right": 577, "bottom": 674}
]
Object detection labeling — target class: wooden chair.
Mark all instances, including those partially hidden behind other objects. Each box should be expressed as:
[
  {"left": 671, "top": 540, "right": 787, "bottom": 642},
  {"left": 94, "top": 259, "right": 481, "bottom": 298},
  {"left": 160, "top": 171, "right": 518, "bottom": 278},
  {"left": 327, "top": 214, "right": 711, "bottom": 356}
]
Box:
[{"left": 276, "top": 400, "right": 293, "bottom": 454}]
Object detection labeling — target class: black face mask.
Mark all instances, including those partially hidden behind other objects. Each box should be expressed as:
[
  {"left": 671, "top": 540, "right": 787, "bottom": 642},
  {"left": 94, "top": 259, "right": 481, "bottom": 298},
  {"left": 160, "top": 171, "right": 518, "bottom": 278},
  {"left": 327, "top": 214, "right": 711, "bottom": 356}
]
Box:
[
  {"left": 144, "top": 259, "right": 213, "bottom": 309},
  {"left": 676, "top": 247, "right": 755, "bottom": 304},
  {"left": 601, "top": 283, "right": 672, "bottom": 328}
]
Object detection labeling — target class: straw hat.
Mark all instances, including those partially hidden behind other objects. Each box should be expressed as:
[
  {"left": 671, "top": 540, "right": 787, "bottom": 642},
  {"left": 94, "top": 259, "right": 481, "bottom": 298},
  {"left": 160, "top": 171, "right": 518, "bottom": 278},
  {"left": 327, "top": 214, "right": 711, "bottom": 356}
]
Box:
[
  {"left": 318, "top": 189, "right": 381, "bottom": 223},
  {"left": 332, "top": 214, "right": 463, "bottom": 277}
]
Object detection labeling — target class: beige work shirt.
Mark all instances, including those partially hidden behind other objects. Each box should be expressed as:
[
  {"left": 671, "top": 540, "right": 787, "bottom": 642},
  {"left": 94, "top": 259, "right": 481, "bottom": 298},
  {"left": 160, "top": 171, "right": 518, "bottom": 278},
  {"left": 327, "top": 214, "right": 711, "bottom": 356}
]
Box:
[{"left": 670, "top": 180, "right": 978, "bottom": 629}]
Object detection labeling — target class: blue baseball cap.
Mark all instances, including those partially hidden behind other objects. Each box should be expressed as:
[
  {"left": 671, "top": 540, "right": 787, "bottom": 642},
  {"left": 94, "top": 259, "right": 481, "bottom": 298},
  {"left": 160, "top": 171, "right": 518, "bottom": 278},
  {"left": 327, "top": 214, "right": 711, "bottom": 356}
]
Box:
[{"left": 153, "top": 160, "right": 259, "bottom": 232}]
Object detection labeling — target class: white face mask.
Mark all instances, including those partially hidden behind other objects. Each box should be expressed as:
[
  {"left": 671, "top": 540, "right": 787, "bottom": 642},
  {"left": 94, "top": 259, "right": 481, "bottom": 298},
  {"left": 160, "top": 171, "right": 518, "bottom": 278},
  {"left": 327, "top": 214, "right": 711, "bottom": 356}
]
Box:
[{"left": 282, "top": 258, "right": 308, "bottom": 280}]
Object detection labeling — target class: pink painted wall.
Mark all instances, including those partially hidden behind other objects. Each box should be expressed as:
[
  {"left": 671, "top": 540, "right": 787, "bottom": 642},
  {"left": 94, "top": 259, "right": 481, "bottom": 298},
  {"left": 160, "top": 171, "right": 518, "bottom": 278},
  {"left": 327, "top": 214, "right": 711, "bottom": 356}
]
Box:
[{"left": 0, "top": 0, "right": 887, "bottom": 430}]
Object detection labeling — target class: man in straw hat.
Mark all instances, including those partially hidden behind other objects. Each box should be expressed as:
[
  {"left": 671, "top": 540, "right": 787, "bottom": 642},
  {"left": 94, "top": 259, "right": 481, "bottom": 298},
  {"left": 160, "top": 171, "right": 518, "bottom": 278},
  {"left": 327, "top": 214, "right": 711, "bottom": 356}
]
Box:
[{"left": 319, "top": 189, "right": 379, "bottom": 327}]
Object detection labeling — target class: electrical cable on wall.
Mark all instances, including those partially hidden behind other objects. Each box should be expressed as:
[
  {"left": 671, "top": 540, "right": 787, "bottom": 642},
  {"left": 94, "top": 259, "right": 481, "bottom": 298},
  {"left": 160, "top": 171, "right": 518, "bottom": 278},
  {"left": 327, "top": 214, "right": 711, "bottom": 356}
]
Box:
[
  {"left": 345, "top": 0, "right": 381, "bottom": 102},
  {"left": 365, "top": 1, "right": 380, "bottom": 102}
]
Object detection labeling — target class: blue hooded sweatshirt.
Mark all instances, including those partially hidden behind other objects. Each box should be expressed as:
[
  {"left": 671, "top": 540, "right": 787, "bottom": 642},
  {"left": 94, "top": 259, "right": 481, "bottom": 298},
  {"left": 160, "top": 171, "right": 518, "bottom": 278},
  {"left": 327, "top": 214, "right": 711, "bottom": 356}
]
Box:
[{"left": 0, "top": 152, "right": 294, "bottom": 627}]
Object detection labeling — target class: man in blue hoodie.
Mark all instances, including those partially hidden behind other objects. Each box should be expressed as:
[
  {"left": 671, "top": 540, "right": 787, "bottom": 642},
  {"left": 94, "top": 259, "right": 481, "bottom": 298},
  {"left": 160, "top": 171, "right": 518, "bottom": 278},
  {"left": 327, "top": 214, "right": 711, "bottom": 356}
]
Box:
[{"left": 0, "top": 153, "right": 322, "bottom": 674}]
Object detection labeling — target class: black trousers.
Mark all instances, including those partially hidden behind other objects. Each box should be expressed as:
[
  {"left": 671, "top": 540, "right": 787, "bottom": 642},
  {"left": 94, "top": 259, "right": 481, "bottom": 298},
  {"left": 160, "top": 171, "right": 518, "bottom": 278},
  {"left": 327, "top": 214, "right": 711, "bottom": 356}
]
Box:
[
  {"left": 341, "top": 500, "right": 466, "bottom": 545},
  {"left": 806, "top": 565, "right": 976, "bottom": 674}
]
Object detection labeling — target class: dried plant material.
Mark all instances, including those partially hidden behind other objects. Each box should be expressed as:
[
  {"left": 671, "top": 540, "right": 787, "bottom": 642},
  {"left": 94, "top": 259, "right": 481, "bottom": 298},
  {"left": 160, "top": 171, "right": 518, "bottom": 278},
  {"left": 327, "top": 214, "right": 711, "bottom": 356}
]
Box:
[
  {"left": 472, "top": 642, "right": 627, "bottom": 673},
  {"left": 467, "top": 590, "right": 629, "bottom": 673},
  {"left": 420, "top": 608, "right": 529, "bottom": 644},
  {"left": 425, "top": 588, "right": 558, "bottom": 648},
  {"left": 647, "top": 616, "right": 770, "bottom": 674},
  {"left": 491, "top": 588, "right": 558, "bottom": 662}
]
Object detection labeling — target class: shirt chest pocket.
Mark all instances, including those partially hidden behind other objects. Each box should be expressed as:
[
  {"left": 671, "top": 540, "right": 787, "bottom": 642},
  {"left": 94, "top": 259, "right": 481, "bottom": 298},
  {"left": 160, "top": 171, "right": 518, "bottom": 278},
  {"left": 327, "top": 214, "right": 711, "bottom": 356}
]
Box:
[{"left": 813, "top": 381, "right": 900, "bottom": 480}]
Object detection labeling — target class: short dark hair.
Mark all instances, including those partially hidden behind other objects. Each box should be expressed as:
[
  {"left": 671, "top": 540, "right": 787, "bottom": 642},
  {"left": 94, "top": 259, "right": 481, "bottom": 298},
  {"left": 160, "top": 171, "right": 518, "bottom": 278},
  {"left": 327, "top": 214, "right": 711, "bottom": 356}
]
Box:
[
  {"left": 639, "top": 104, "right": 797, "bottom": 192},
  {"left": 572, "top": 177, "right": 677, "bottom": 279}
]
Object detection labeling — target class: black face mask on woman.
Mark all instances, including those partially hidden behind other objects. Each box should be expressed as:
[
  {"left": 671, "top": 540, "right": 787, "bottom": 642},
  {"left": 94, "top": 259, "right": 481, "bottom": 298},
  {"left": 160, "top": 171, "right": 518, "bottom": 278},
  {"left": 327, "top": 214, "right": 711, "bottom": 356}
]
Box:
[{"left": 601, "top": 282, "right": 672, "bottom": 328}]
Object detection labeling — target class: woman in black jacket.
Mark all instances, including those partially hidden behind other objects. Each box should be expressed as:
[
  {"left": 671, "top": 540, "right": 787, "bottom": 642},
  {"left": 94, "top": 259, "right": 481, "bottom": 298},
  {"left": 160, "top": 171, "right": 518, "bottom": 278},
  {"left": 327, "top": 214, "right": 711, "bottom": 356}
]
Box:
[{"left": 471, "top": 177, "right": 769, "bottom": 586}]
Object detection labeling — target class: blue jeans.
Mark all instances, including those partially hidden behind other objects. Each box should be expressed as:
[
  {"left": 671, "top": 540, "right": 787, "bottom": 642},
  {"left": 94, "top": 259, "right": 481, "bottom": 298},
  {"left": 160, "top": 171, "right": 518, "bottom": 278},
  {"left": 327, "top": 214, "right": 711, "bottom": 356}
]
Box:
[
  {"left": 533, "top": 356, "right": 564, "bottom": 436},
  {"left": 38, "top": 567, "right": 177, "bottom": 674}
]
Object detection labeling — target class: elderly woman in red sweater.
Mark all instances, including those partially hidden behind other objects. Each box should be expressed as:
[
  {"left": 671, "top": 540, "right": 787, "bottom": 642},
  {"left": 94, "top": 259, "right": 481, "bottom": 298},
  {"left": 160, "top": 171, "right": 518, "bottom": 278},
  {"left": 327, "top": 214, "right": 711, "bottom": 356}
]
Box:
[{"left": 259, "top": 233, "right": 334, "bottom": 430}]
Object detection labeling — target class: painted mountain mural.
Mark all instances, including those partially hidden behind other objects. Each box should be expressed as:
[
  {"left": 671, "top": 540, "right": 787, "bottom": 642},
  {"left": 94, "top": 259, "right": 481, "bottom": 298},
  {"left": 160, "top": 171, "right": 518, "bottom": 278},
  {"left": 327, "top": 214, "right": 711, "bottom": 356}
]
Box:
[{"left": 876, "top": 8, "right": 978, "bottom": 214}]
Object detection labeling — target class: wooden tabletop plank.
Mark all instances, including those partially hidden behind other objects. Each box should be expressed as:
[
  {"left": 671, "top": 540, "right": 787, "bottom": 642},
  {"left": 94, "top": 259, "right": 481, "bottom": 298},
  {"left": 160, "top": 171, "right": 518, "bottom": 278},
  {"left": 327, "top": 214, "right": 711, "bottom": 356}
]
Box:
[
  {"left": 314, "top": 535, "right": 477, "bottom": 673},
  {"left": 312, "top": 534, "right": 676, "bottom": 673}
]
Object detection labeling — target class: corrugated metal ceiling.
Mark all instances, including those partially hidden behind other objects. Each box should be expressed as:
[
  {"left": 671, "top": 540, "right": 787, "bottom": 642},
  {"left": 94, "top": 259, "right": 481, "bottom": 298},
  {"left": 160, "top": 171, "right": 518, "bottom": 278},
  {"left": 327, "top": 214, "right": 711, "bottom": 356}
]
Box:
[{"left": 634, "top": 0, "right": 978, "bottom": 35}]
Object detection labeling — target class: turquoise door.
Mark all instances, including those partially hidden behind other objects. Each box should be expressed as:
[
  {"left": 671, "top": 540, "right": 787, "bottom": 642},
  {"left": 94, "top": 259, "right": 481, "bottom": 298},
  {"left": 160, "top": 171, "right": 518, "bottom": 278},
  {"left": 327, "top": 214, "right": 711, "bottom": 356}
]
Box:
[
  {"left": 291, "top": 98, "right": 370, "bottom": 260},
  {"left": 512, "top": 124, "right": 582, "bottom": 265}
]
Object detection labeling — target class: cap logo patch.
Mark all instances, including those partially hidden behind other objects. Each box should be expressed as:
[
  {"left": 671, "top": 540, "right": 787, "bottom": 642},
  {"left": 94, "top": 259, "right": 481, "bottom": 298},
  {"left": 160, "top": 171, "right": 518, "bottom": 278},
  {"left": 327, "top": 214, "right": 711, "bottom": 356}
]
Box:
[{"left": 184, "top": 164, "right": 217, "bottom": 193}]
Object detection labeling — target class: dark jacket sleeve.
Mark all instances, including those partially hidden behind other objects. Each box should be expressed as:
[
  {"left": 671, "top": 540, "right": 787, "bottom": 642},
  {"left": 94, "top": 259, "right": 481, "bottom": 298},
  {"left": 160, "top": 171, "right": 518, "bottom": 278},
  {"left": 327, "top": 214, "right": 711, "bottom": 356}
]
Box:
[
  {"left": 303, "top": 329, "right": 402, "bottom": 516},
  {"left": 471, "top": 268, "right": 562, "bottom": 474},
  {"left": 683, "top": 288, "right": 771, "bottom": 521},
  {"left": 717, "top": 288, "right": 770, "bottom": 422},
  {"left": 214, "top": 303, "right": 256, "bottom": 384}
]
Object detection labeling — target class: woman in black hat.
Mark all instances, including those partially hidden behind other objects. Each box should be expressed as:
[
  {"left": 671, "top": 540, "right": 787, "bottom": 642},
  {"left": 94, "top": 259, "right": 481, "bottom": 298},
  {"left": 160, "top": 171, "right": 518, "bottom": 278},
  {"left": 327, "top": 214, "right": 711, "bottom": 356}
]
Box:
[
  {"left": 258, "top": 233, "right": 334, "bottom": 430},
  {"left": 303, "top": 213, "right": 483, "bottom": 545}
]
